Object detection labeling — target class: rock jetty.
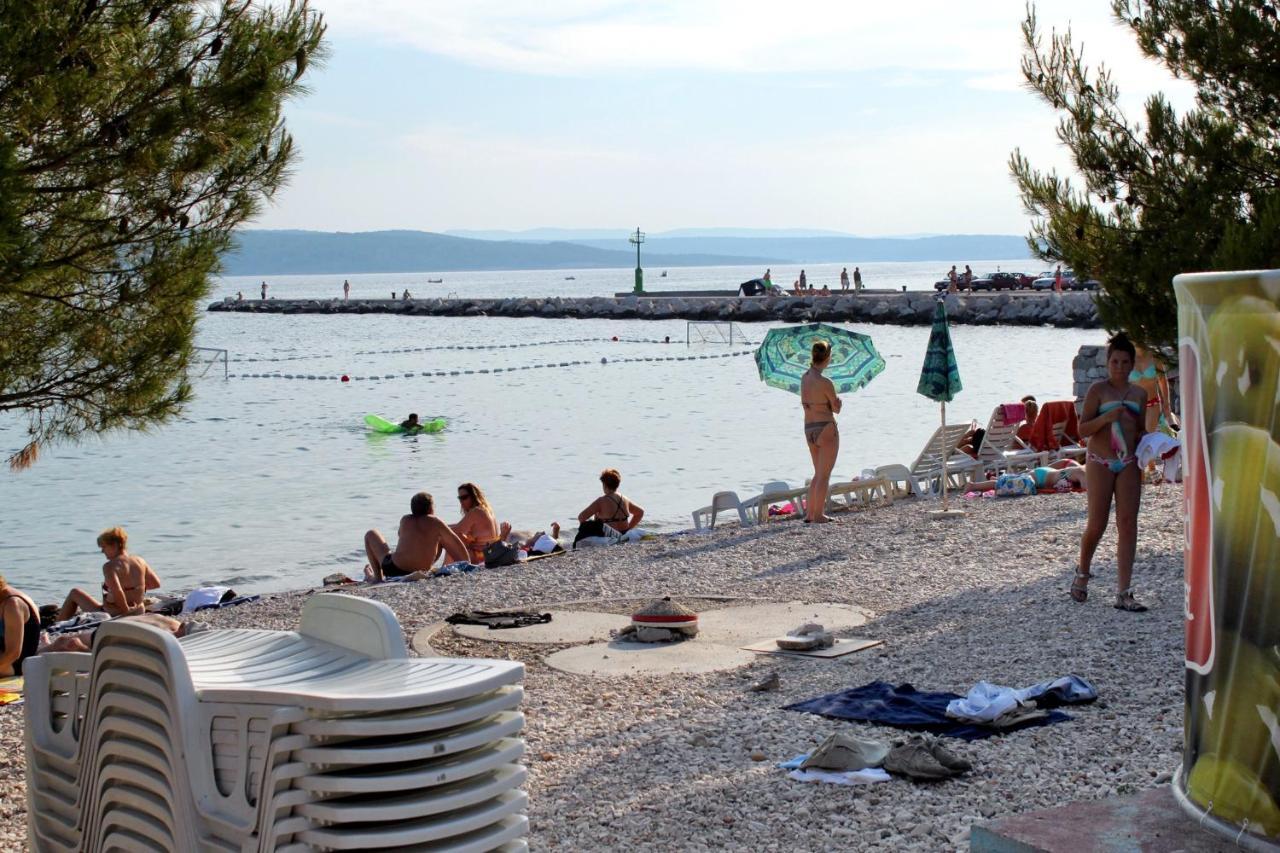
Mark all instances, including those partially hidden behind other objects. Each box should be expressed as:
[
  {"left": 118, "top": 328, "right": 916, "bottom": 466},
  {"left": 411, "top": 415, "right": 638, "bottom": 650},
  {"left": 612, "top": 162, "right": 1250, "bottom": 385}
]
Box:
[{"left": 209, "top": 291, "right": 1101, "bottom": 327}]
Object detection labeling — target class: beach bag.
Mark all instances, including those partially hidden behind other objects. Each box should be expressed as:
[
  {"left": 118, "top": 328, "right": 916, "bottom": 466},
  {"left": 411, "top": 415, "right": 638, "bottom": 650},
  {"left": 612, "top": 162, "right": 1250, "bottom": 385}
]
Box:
[
  {"left": 994, "top": 473, "right": 1037, "bottom": 497},
  {"left": 483, "top": 539, "right": 521, "bottom": 568}
]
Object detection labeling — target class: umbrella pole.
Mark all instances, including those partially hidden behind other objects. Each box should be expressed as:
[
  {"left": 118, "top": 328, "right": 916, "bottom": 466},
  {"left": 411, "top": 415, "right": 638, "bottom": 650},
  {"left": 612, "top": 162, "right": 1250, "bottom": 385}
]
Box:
[{"left": 939, "top": 401, "right": 948, "bottom": 510}]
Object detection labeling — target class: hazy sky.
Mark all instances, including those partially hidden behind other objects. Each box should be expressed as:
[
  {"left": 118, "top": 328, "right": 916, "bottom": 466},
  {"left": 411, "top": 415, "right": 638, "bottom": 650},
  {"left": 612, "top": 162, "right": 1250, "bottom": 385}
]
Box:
[{"left": 259, "top": 1, "right": 1195, "bottom": 237}]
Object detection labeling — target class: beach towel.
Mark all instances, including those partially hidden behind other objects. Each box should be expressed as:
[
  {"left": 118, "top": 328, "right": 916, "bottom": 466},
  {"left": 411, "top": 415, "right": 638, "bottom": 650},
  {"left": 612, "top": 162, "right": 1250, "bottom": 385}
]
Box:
[
  {"left": 1027, "top": 401, "right": 1081, "bottom": 452},
  {"left": 192, "top": 594, "right": 260, "bottom": 612},
  {"left": 0, "top": 675, "right": 22, "bottom": 704},
  {"left": 1000, "top": 402, "right": 1026, "bottom": 426},
  {"left": 784, "top": 681, "right": 1070, "bottom": 741},
  {"left": 445, "top": 610, "right": 552, "bottom": 630},
  {"left": 183, "top": 586, "right": 234, "bottom": 614}
]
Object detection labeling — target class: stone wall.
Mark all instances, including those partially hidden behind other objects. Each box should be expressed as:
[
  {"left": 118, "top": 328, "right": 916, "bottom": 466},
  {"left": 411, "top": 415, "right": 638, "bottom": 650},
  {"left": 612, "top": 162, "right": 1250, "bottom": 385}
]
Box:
[
  {"left": 1072, "top": 345, "right": 1180, "bottom": 413},
  {"left": 210, "top": 291, "right": 1101, "bottom": 328}
]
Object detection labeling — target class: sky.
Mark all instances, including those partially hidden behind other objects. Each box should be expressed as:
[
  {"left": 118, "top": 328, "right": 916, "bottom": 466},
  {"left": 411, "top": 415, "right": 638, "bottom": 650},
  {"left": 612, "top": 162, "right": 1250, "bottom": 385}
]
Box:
[{"left": 257, "top": 0, "right": 1196, "bottom": 237}]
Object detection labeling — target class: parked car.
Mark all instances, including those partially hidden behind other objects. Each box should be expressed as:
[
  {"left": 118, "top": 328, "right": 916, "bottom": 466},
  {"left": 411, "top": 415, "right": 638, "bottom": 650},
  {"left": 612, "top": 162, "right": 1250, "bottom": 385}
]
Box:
[
  {"left": 1032, "top": 269, "right": 1075, "bottom": 290},
  {"left": 1070, "top": 276, "right": 1102, "bottom": 291},
  {"left": 984, "top": 271, "right": 1025, "bottom": 291}
]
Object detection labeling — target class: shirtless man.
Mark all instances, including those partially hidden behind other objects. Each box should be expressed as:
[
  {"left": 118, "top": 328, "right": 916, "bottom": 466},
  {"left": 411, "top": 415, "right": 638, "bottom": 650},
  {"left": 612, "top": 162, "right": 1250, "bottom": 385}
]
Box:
[
  {"left": 364, "top": 491, "right": 468, "bottom": 582},
  {"left": 57, "top": 527, "right": 161, "bottom": 621}
]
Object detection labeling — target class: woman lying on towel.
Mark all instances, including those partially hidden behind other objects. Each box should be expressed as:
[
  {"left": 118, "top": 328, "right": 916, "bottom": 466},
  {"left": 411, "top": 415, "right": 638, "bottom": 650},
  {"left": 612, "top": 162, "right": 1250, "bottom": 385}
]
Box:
[
  {"left": 967, "top": 460, "right": 1087, "bottom": 497},
  {"left": 574, "top": 468, "right": 645, "bottom": 547},
  {"left": 39, "top": 614, "right": 211, "bottom": 654}
]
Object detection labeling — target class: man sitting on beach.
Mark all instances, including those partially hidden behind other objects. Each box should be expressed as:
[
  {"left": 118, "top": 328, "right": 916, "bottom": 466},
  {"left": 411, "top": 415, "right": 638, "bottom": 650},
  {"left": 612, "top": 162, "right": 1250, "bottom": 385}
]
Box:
[
  {"left": 364, "top": 491, "right": 469, "bottom": 582},
  {"left": 57, "top": 527, "right": 161, "bottom": 621}
]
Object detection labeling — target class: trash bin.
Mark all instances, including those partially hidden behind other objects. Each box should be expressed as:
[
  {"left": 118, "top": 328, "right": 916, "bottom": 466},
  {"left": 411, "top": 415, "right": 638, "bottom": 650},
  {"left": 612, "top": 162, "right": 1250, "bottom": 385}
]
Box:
[{"left": 1173, "top": 269, "right": 1280, "bottom": 851}]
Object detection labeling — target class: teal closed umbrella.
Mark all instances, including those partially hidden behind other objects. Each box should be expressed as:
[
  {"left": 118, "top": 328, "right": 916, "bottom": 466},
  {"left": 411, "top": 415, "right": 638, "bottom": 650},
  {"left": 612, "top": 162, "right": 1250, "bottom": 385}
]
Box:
[
  {"left": 917, "top": 300, "right": 964, "bottom": 514},
  {"left": 755, "top": 323, "right": 885, "bottom": 395}
]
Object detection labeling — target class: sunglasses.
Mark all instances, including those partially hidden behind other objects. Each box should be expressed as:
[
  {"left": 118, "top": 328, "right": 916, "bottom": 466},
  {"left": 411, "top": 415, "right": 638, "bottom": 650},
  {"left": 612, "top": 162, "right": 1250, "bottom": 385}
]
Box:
[{"left": 457, "top": 493, "right": 472, "bottom": 501}]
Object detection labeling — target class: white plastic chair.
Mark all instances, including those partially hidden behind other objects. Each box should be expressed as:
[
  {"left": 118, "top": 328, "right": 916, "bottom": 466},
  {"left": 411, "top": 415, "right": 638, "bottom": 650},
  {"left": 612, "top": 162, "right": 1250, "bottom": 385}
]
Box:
[
  {"left": 23, "top": 594, "right": 529, "bottom": 853},
  {"left": 691, "top": 490, "right": 753, "bottom": 529},
  {"left": 741, "top": 480, "right": 808, "bottom": 523}
]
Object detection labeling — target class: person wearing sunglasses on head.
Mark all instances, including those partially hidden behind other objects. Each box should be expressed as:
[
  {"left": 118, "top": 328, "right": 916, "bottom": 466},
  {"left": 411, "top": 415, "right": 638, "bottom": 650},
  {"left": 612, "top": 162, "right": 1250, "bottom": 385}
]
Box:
[{"left": 451, "top": 482, "right": 500, "bottom": 565}]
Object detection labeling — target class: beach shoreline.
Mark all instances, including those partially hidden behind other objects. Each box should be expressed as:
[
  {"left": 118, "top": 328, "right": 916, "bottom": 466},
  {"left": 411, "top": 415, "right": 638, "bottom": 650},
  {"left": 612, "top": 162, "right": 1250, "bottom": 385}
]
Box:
[{"left": 0, "top": 484, "right": 1187, "bottom": 851}]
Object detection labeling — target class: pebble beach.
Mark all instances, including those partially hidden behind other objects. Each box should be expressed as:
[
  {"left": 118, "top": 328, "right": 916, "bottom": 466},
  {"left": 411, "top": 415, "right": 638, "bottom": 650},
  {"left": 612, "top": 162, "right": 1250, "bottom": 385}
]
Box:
[{"left": 0, "top": 484, "right": 1187, "bottom": 851}]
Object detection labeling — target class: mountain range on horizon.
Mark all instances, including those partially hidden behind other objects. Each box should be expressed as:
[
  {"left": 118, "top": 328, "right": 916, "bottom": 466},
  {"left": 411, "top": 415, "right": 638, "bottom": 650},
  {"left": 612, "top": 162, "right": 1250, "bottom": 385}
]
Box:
[{"left": 221, "top": 228, "right": 1035, "bottom": 276}]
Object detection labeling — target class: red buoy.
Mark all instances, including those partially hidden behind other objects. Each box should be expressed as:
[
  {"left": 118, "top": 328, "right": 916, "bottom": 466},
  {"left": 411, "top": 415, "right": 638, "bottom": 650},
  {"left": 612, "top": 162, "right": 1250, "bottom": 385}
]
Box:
[{"left": 341, "top": 374, "right": 350, "bottom": 382}]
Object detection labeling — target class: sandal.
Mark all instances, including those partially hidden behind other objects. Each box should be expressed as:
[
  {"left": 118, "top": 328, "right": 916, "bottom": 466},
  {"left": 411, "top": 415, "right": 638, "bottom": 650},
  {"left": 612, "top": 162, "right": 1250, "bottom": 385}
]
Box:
[
  {"left": 1114, "top": 588, "right": 1148, "bottom": 612},
  {"left": 1070, "top": 569, "right": 1091, "bottom": 603}
]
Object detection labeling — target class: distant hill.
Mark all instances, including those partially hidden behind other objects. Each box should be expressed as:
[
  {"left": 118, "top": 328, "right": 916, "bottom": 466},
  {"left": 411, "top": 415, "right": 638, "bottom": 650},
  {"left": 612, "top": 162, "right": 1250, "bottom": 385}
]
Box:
[
  {"left": 569, "top": 234, "right": 1034, "bottom": 262},
  {"left": 220, "top": 229, "right": 1036, "bottom": 276},
  {"left": 445, "top": 227, "right": 858, "bottom": 241},
  {"left": 220, "top": 230, "right": 776, "bottom": 276}
]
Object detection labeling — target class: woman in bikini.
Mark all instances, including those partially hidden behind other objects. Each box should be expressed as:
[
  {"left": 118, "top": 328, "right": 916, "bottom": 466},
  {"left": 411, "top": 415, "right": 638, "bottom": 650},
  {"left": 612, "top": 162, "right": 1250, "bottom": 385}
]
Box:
[
  {"left": 0, "top": 575, "right": 41, "bottom": 677},
  {"left": 57, "top": 526, "right": 160, "bottom": 621},
  {"left": 1073, "top": 334, "right": 1148, "bottom": 611},
  {"left": 451, "top": 482, "right": 501, "bottom": 564},
  {"left": 575, "top": 468, "right": 644, "bottom": 545},
  {"left": 1130, "top": 345, "right": 1180, "bottom": 435},
  {"left": 801, "top": 340, "right": 842, "bottom": 523}
]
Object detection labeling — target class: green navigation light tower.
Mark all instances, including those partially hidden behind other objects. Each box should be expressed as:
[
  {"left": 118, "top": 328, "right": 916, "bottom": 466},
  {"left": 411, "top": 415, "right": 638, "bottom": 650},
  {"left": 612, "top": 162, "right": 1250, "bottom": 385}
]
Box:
[{"left": 629, "top": 227, "right": 645, "bottom": 294}]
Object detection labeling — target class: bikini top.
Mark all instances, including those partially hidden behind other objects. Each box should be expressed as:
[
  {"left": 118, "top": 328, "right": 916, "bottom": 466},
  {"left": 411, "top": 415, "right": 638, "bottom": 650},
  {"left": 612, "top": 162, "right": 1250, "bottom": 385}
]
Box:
[
  {"left": 1098, "top": 399, "right": 1143, "bottom": 416},
  {"left": 1129, "top": 363, "right": 1158, "bottom": 381},
  {"left": 600, "top": 493, "right": 629, "bottom": 523}
]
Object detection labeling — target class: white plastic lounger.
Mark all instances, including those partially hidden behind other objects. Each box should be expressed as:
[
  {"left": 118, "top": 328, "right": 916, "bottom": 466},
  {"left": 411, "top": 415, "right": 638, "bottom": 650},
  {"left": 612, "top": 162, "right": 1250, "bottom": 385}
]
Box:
[
  {"left": 904, "top": 423, "right": 982, "bottom": 497},
  {"left": 24, "top": 594, "right": 528, "bottom": 853},
  {"left": 825, "top": 473, "right": 893, "bottom": 510},
  {"left": 976, "top": 405, "right": 1048, "bottom": 474},
  {"left": 740, "top": 480, "right": 809, "bottom": 523},
  {"left": 691, "top": 490, "right": 753, "bottom": 529}
]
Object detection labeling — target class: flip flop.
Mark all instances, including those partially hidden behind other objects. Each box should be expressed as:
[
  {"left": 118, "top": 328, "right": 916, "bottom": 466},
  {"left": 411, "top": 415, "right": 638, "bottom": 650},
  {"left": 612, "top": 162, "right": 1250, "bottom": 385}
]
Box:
[{"left": 1070, "top": 569, "right": 1091, "bottom": 603}]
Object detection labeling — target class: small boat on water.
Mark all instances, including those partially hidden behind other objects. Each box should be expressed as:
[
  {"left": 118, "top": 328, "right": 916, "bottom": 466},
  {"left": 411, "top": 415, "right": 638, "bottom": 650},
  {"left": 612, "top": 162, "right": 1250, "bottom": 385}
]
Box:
[
  {"left": 564, "top": 276, "right": 576, "bottom": 280},
  {"left": 661, "top": 270, "right": 667, "bottom": 277},
  {"left": 427, "top": 278, "right": 443, "bottom": 283}
]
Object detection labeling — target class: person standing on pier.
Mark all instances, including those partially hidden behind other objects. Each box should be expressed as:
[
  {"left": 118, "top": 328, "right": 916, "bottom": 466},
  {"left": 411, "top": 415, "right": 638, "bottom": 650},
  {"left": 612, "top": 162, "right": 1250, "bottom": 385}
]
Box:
[
  {"left": 260, "top": 281, "right": 268, "bottom": 300},
  {"left": 763, "top": 269, "right": 772, "bottom": 287},
  {"left": 799, "top": 269, "right": 808, "bottom": 289},
  {"left": 840, "top": 267, "right": 850, "bottom": 290},
  {"left": 1054, "top": 265, "right": 1064, "bottom": 294},
  {"left": 947, "top": 266, "right": 958, "bottom": 293},
  {"left": 343, "top": 280, "right": 350, "bottom": 300},
  {"left": 853, "top": 267, "right": 863, "bottom": 291},
  {"left": 963, "top": 265, "right": 974, "bottom": 291}
]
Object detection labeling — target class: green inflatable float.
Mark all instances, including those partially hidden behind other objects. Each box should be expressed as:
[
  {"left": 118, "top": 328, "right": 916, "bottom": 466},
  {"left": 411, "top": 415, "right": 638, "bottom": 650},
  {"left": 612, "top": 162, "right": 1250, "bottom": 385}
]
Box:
[{"left": 364, "top": 414, "right": 447, "bottom": 434}]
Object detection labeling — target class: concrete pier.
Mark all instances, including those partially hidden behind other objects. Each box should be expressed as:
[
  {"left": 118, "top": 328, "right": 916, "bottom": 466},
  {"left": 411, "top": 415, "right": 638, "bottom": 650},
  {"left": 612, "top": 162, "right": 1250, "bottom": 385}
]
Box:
[{"left": 208, "top": 291, "right": 1100, "bottom": 328}]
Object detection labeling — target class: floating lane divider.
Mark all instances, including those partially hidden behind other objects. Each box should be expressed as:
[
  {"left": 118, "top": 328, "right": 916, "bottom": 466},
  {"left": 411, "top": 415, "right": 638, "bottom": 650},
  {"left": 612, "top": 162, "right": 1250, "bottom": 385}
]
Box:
[
  {"left": 231, "top": 336, "right": 673, "bottom": 364},
  {"left": 226, "top": 348, "right": 756, "bottom": 381}
]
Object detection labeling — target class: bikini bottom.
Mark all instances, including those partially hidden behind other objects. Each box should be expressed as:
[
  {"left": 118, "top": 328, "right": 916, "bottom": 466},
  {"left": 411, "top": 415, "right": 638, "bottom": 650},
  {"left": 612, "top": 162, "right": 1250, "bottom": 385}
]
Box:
[
  {"left": 1087, "top": 451, "right": 1136, "bottom": 474},
  {"left": 805, "top": 421, "right": 834, "bottom": 446}
]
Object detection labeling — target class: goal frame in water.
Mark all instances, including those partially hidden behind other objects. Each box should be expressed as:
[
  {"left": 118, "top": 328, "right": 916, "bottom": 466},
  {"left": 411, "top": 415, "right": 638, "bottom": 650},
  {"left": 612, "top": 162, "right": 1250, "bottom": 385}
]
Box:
[
  {"left": 686, "top": 321, "right": 753, "bottom": 346},
  {"left": 192, "top": 347, "right": 229, "bottom": 379}
]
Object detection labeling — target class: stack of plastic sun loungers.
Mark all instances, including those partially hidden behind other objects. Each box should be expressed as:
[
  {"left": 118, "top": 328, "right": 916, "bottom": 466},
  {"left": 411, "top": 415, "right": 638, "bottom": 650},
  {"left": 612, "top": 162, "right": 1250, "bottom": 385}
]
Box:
[{"left": 23, "top": 594, "right": 528, "bottom": 852}]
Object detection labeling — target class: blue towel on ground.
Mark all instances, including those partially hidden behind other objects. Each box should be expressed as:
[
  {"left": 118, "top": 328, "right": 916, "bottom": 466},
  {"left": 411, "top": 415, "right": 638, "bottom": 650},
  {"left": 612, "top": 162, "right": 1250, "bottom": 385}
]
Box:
[{"left": 784, "top": 681, "right": 1071, "bottom": 741}]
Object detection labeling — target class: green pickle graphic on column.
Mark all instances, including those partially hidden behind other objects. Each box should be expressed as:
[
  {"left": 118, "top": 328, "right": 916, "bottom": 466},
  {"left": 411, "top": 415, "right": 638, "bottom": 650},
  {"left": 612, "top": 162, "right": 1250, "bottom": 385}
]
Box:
[{"left": 1175, "top": 270, "right": 1280, "bottom": 845}]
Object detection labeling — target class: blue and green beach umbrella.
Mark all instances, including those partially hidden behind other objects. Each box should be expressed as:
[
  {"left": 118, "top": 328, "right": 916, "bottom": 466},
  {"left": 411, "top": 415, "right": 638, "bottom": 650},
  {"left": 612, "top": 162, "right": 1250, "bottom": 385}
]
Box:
[
  {"left": 755, "top": 322, "right": 886, "bottom": 395},
  {"left": 917, "top": 300, "right": 962, "bottom": 402}
]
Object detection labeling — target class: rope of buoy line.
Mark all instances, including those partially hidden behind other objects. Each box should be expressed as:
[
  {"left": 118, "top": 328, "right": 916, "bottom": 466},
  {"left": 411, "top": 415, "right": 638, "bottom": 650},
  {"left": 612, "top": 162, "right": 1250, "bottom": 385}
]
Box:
[
  {"left": 230, "top": 336, "right": 676, "bottom": 364},
  {"left": 224, "top": 348, "right": 756, "bottom": 381}
]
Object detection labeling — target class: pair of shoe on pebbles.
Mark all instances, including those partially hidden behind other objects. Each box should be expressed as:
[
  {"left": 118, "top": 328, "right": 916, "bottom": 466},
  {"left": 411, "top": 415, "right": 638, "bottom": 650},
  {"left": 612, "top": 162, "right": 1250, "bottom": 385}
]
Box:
[{"left": 882, "top": 735, "right": 972, "bottom": 781}]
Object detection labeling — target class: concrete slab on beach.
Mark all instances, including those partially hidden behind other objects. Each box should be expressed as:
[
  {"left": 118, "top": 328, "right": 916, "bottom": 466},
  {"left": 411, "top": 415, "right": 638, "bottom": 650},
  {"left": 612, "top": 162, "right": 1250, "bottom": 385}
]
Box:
[
  {"left": 969, "top": 786, "right": 1235, "bottom": 852},
  {"left": 544, "top": 640, "right": 756, "bottom": 676}
]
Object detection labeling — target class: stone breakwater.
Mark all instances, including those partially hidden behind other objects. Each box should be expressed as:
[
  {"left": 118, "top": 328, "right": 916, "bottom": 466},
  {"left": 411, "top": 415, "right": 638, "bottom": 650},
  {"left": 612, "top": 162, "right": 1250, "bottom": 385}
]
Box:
[{"left": 209, "top": 291, "right": 1101, "bottom": 327}]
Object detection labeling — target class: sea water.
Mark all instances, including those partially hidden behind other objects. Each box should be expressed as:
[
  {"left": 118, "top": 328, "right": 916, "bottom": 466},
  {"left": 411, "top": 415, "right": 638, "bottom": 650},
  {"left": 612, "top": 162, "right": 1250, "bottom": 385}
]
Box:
[{"left": 0, "top": 260, "right": 1101, "bottom": 601}]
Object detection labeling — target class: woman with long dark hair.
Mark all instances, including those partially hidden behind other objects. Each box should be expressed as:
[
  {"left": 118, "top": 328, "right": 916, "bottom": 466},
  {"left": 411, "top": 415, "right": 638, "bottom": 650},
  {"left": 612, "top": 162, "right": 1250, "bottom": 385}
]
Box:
[{"left": 1072, "top": 333, "right": 1148, "bottom": 611}]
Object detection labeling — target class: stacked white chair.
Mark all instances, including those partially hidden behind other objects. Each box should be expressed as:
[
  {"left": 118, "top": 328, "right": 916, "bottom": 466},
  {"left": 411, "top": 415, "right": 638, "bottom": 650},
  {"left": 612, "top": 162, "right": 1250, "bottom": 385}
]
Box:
[{"left": 24, "top": 594, "right": 528, "bottom": 852}]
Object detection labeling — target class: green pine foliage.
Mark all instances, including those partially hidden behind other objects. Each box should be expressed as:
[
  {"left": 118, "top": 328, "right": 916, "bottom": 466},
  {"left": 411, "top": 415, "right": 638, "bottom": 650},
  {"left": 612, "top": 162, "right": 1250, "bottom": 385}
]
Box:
[
  {"left": 1010, "top": 1, "right": 1280, "bottom": 355},
  {"left": 0, "top": 0, "right": 325, "bottom": 468}
]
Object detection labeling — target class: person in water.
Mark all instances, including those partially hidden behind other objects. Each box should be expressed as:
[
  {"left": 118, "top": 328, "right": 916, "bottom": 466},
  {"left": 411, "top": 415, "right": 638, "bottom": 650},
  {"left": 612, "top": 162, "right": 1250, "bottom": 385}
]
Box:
[
  {"left": 451, "top": 482, "right": 500, "bottom": 564},
  {"left": 1073, "top": 333, "right": 1148, "bottom": 611},
  {"left": 57, "top": 527, "right": 161, "bottom": 621},
  {"left": 400, "top": 413, "right": 421, "bottom": 432},
  {"left": 575, "top": 468, "right": 644, "bottom": 544},
  {"left": 0, "top": 575, "right": 40, "bottom": 677},
  {"left": 364, "top": 491, "right": 469, "bottom": 582},
  {"left": 801, "top": 339, "right": 842, "bottom": 523}
]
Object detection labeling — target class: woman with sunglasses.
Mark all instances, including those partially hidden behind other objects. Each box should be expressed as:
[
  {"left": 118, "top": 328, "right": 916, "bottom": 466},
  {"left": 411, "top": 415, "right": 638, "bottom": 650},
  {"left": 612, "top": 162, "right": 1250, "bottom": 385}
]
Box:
[{"left": 451, "top": 482, "right": 500, "bottom": 564}]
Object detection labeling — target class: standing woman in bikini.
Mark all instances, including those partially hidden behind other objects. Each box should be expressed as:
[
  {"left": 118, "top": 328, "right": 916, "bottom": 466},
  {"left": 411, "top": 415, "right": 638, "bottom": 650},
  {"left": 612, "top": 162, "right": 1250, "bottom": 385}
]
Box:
[
  {"left": 802, "top": 340, "right": 842, "bottom": 523},
  {"left": 1130, "top": 345, "right": 1180, "bottom": 435},
  {"left": 1073, "top": 334, "right": 1148, "bottom": 611}
]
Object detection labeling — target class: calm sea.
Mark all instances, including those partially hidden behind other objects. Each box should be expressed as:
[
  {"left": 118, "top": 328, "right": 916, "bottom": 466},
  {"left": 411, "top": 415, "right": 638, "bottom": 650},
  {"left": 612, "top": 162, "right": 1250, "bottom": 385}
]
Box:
[{"left": 1, "top": 260, "right": 1102, "bottom": 601}]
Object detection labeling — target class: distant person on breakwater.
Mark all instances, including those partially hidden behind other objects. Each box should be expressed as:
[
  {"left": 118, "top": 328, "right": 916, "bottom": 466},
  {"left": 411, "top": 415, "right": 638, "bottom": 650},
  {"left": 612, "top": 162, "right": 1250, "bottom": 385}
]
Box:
[
  {"left": 854, "top": 267, "right": 863, "bottom": 291},
  {"left": 574, "top": 468, "right": 644, "bottom": 547},
  {"left": 763, "top": 268, "right": 772, "bottom": 287},
  {"left": 799, "top": 269, "right": 808, "bottom": 289},
  {"left": 57, "top": 527, "right": 161, "bottom": 621},
  {"left": 343, "top": 280, "right": 350, "bottom": 300},
  {"left": 819, "top": 284, "right": 831, "bottom": 297},
  {"left": 236, "top": 291, "right": 243, "bottom": 302},
  {"left": 840, "top": 267, "right": 850, "bottom": 290},
  {"left": 451, "top": 482, "right": 500, "bottom": 565},
  {"left": 947, "top": 266, "right": 958, "bottom": 293},
  {"left": 793, "top": 279, "right": 802, "bottom": 295},
  {"left": 402, "top": 289, "right": 412, "bottom": 300},
  {"left": 963, "top": 265, "right": 974, "bottom": 291},
  {"left": 261, "top": 281, "right": 268, "bottom": 300},
  {"left": 364, "top": 491, "right": 469, "bottom": 582},
  {"left": 802, "top": 339, "right": 841, "bottom": 523},
  {"left": 1054, "top": 265, "right": 1064, "bottom": 294}
]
